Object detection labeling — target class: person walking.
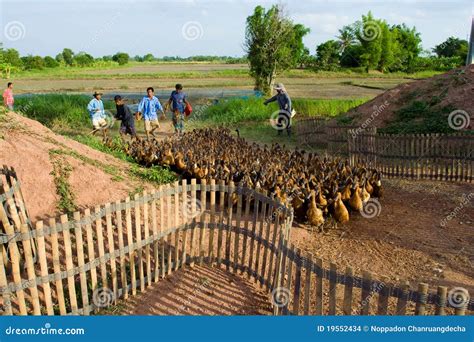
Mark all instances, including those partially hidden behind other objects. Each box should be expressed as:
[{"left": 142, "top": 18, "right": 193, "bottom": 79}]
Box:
[
  {"left": 3, "top": 82, "right": 14, "bottom": 110},
  {"left": 114, "top": 95, "right": 136, "bottom": 140},
  {"left": 136, "top": 87, "right": 164, "bottom": 139},
  {"left": 87, "top": 91, "right": 108, "bottom": 139},
  {"left": 164, "top": 83, "right": 190, "bottom": 136},
  {"left": 264, "top": 83, "right": 293, "bottom": 136}
]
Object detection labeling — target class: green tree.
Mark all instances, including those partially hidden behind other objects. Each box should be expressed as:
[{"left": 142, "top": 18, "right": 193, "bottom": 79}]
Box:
[
  {"left": 433, "top": 37, "right": 468, "bottom": 60},
  {"left": 143, "top": 53, "right": 155, "bottom": 62},
  {"left": 244, "top": 5, "right": 309, "bottom": 94},
  {"left": 112, "top": 52, "right": 129, "bottom": 65},
  {"left": 337, "top": 25, "right": 356, "bottom": 52},
  {"left": 315, "top": 40, "right": 340, "bottom": 71},
  {"left": 44, "top": 56, "right": 59, "bottom": 68},
  {"left": 21, "top": 55, "right": 45, "bottom": 70},
  {"left": 73, "top": 52, "right": 94, "bottom": 67},
  {"left": 355, "top": 12, "right": 383, "bottom": 72},
  {"left": 61, "top": 48, "right": 74, "bottom": 66},
  {"left": 340, "top": 44, "right": 363, "bottom": 68},
  {"left": 391, "top": 24, "right": 422, "bottom": 72},
  {"left": 378, "top": 23, "right": 395, "bottom": 72},
  {"left": 2, "top": 48, "right": 22, "bottom": 67}
]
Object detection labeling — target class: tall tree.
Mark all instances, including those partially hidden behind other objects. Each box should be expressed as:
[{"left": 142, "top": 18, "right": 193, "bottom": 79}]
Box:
[
  {"left": 433, "top": 37, "right": 468, "bottom": 60},
  {"left": 378, "top": 23, "right": 395, "bottom": 72},
  {"left": 315, "top": 40, "right": 341, "bottom": 71},
  {"left": 355, "top": 12, "right": 383, "bottom": 72},
  {"left": 391, "top": 24, "right": 422, "bottom": 72},
  {"left": 244, "top": 5, "right": 309, "bottom": 94},
  {"left": 2, "top": 48, "right": 22, "bottom": 67},
  {"left": 337, "top": 25, "right": 356, "bottom": 52},
  {"left": 61, "top": 48, "right": 74, "bottom": 66},
  {"left": 112, "top": 52, "right": 130, "bottom": 65}
]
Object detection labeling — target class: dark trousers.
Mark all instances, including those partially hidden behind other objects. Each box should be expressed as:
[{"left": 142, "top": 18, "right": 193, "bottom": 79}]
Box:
[{"left": 277, "top": 111, "right": 291, "bottom": 136}]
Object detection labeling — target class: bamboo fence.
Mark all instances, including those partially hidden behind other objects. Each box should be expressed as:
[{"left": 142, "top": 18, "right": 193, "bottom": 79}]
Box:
[
  {"left": 348, "top": 129, "right": 474, "bottom": 182},
  {"left": 1, "top": 170, "right": 472, "bottom": 316}
]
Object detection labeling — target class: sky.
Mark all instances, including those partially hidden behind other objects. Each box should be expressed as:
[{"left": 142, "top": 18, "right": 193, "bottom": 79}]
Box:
[{"left": 0, "top": 0, "right": 472, "bottom": 58}]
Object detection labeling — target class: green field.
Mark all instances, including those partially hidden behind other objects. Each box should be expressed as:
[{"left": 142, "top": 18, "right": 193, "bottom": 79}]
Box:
[{"left": 10, "top": 62, "right": 441, "bottom": 99}]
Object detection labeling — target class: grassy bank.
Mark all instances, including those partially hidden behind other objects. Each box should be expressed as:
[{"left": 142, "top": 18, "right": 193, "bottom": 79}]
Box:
[{"left": 15, "top": 94, "right": 115, "bottom": 130}]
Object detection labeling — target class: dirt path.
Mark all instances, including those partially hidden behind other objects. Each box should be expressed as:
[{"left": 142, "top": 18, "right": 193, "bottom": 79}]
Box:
[
  {"left": 115, "top": 265, "right": 272, "bottom": 315},
  {"left": 291, "top": 178, "right": 474, "bottom": 292}
]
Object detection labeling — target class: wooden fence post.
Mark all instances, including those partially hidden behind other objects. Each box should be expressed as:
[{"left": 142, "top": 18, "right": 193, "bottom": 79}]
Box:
[
  {"left": 72, "top": 212, "right": 89, "bottom": 315},
  {"left": 415, "top": 283, "right": 428, "bottom": 315},
  {"left": 60, "top": 214, "right": 78, "bottom": 314},
  {"left": 198, "top": 179, "right": 207, "bottom": 266},
  {"left": 115, "top": 199, "right": 127, "bottom": 297},
  {"left": 180, "top": 179, "right": 188, "bottom": 269},
  {"left": 105, "top": 203, "right": 119, "bottom": 298},
  {"left": 233, "top": 182, "right": 243, "bottom": 273},
  {"left": 49, "top": 217, "right": 66, "bottom": 315},
  {"left": 35, "top": 221, "right": 54, "bottom": 315},
  {"left": 142, "top": 191, "right": 151, "bottom": 286},
  {"left": 435, "top": 286, "right": 447, "bottom": 315}
]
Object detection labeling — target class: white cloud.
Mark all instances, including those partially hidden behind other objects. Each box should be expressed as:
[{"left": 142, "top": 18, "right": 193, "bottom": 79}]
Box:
[{"left": 293, "top": 13, "right": 352, "bottom": 35}]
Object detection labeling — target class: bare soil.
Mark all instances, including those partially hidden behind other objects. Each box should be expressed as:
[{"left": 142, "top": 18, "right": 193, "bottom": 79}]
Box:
[
  {"left": 115, "top": 265, "right": 272, "bottom": 315},
  {"left": 291, "top": 178, "right": 474, "bottom": 293},
  {"left": 0, "top": 112, "right": 142, "bottom": 221}
]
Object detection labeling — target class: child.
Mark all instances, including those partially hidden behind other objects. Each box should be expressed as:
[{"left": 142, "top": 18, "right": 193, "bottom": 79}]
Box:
[
  {"left": 2, "top": 82, "right": 14, "bottom": 110},
  {"left": 114, "top": 95, "right": 136, "bottom": 140},
  {"left": 165, "top": 83, "right": 189, "bottom": 136},
  {"left": 87, "top": 91, "right": 108, "bottom": 138},
  {"left": 136, "top": 87, "right": 164, "bottom": 139}
]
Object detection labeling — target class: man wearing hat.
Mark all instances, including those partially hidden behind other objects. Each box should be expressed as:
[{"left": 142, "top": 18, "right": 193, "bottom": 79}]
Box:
[
  {"left": 264, "top": 83, "right": 293, "bottom": 136},
  {"left": 87, "top": 91, "right": 108, "bottom": 138}
]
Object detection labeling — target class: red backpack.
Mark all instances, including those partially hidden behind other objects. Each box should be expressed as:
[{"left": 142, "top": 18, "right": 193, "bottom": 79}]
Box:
[{"left": 184, "top": 102, "right": 193, "bottom": 117}]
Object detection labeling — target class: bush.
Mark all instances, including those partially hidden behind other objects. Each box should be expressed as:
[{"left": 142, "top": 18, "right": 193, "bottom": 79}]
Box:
[
  {"left": 44, "top": 56, "right": 59, "bottom": 68},
  {"left": 74, "top": 53, "right": 94, "bottom": 67},
  {"left": 21, "top": 55, "right": 45, "bottom": 70},
  {"left": 113, "top": 52, "right": 129, "bottom": 65}
]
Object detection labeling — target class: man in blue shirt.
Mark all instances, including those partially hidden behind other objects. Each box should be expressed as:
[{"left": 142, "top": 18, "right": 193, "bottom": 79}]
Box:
[
  {"left": 87, "top": 91, "right": 108, "bottom": 138},
  {"left": 164, "top": 83, "right": 189, "bottom": 136},
  {"left": 137, "top": 87, "right": 164, "bottom": 139}
]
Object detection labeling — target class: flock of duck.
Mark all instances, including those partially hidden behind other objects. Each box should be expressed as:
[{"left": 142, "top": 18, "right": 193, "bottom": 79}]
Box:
[{"left": 118, "top": 128, "right": 383, "bottom": 228}]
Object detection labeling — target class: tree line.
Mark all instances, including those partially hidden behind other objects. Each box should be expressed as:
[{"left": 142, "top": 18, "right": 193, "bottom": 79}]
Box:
[
  {"left": 0, "top": 5, "right": 469, "bottom": 86},
  {"left": 0, "top": 45, "right": 247, "bottom": 76},
  {"left": 245, "top": 6, "right": 469, "bottom": 93}
]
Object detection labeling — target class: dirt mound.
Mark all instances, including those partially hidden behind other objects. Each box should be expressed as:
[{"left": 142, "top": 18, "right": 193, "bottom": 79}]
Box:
[
  {"left": 346, "top": 65, "right": 474, "bottom": 131},
  {"left": 0, "top": 111, "right": 144, "bottom": 221}
]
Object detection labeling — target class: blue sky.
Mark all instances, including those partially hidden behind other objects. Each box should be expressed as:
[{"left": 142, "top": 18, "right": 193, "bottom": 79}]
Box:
[{"left": 0, "top": 0, "right": 472, "bottom": 57}]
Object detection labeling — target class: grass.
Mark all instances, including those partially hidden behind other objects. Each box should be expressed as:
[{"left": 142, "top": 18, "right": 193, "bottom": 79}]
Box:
[
  {"left": 379, "top": 101, "right": 457, "bottom": 134},
  {"left": 15, "top": 94, "right": 114, "bottom": 130},
  {"left": 198, "top": 97, "right": 368, "bottom": 124},
  {"left": 49, "top": 147, "right": 124, "bottom": 182},
  {"left": 13, "top": 62, "right": 442, "bottom": 80},
  {"left": 129, "top": 165, "right": 177, "bottom": 185},
  {"left": 48, "top": 149, "right": 77, "bottom": 214}
]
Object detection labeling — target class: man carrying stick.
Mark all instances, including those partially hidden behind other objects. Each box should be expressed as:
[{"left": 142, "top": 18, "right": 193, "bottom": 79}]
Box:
[{"left": 87, "top": 91, "right": 108, "bottom": 139}]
